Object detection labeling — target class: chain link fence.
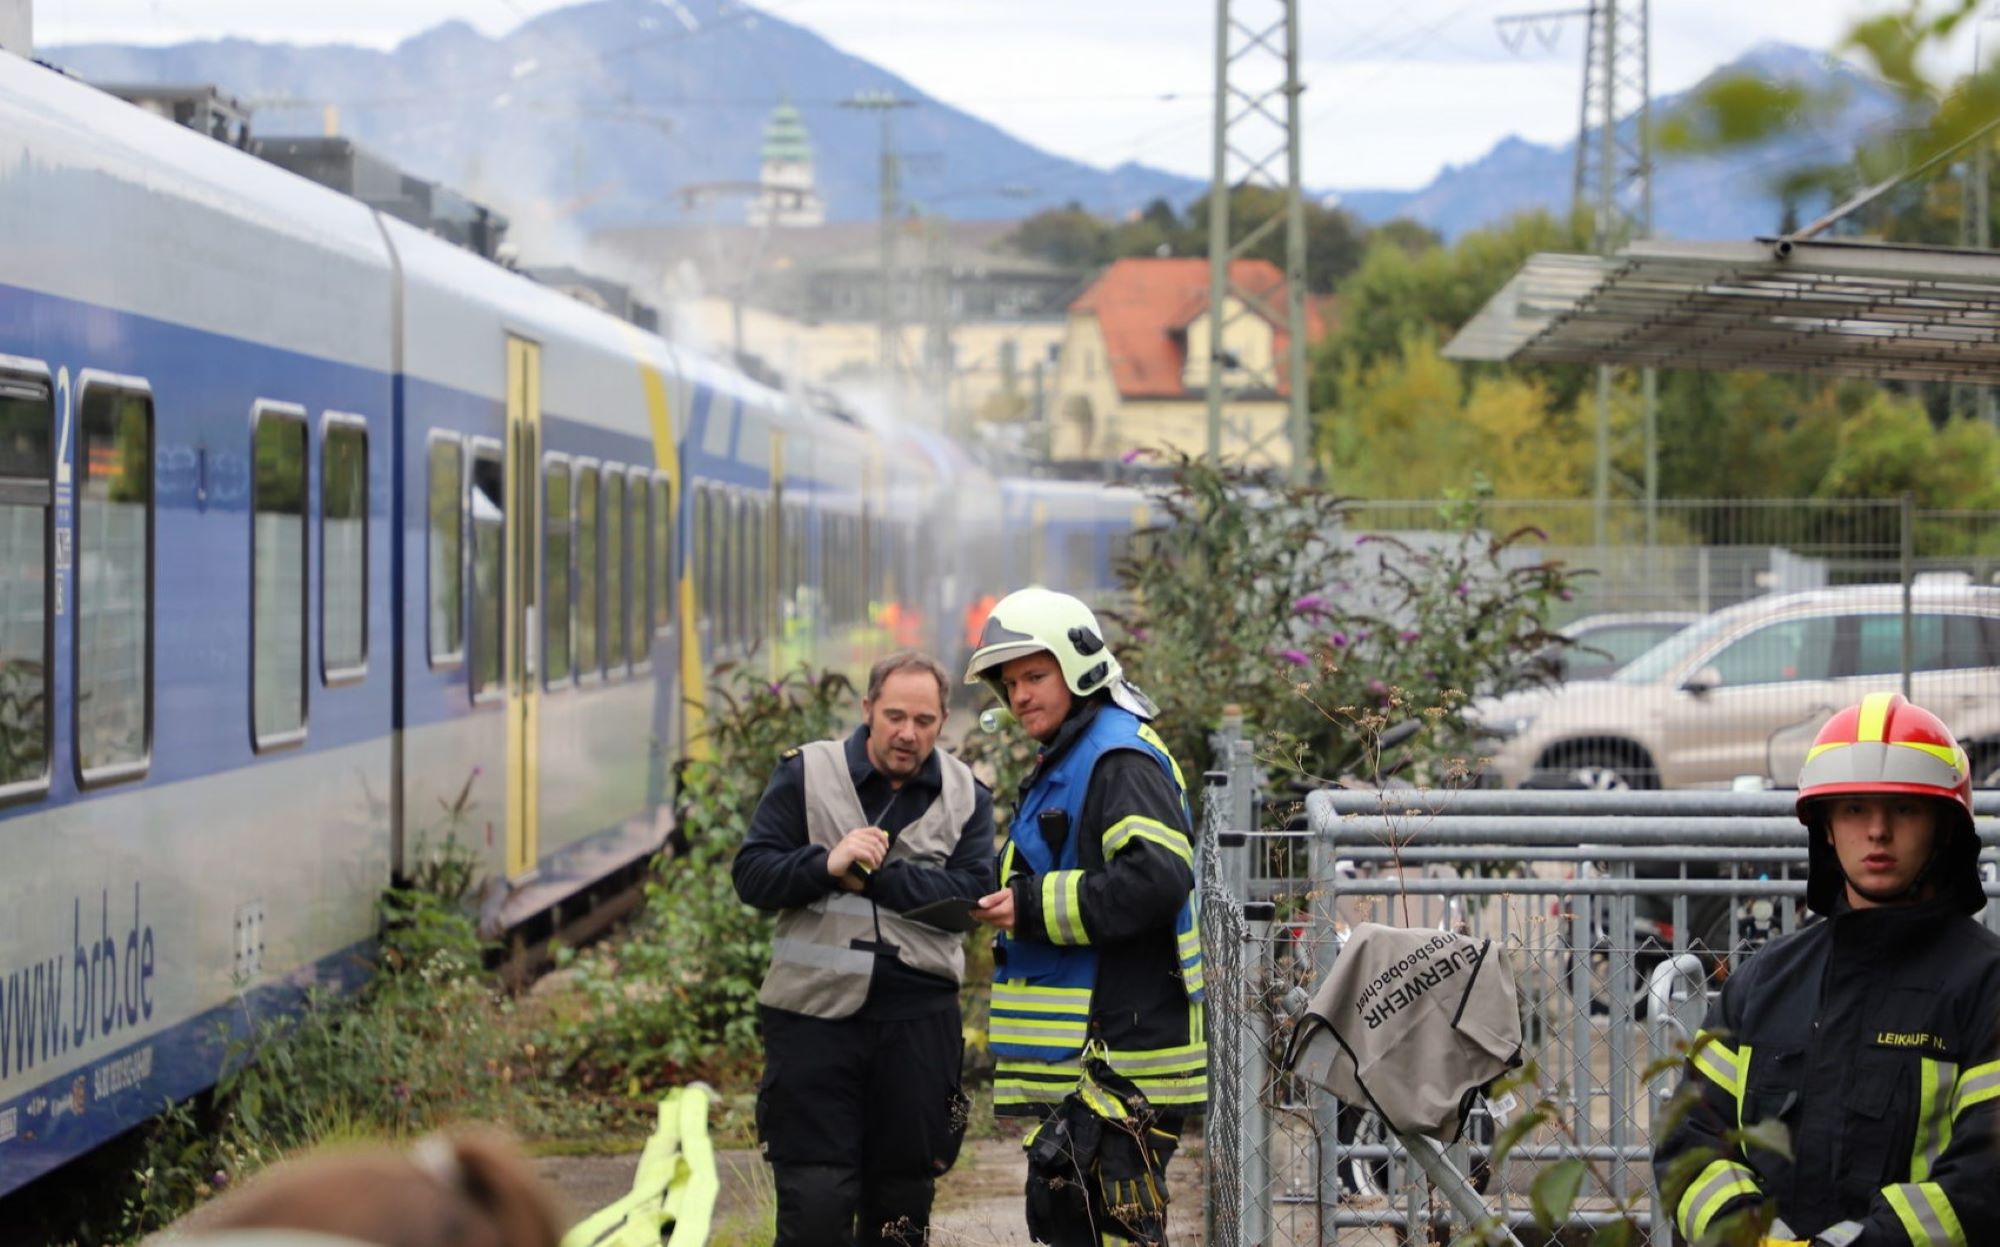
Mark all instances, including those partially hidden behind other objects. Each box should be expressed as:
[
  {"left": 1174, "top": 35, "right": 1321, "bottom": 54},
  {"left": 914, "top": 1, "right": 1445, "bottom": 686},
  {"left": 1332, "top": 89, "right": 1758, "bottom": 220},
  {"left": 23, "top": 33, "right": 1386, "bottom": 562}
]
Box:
[{"left": 1197, "top": 764, "right": 2000, "bottom": 1247}]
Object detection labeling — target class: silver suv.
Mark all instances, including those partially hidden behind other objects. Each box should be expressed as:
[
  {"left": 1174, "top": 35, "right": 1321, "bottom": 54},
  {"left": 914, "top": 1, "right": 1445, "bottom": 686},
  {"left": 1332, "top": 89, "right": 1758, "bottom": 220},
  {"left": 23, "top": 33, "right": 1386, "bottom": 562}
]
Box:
[{"left": 1477, "top": 585, "right": 2000, "bottom": 789}]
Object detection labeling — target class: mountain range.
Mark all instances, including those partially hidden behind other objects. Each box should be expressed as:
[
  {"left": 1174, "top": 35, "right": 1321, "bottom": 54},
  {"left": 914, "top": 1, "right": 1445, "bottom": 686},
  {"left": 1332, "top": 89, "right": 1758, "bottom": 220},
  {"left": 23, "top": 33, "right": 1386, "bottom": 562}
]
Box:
[{"left": 47, "top": 4, "right": 1904, "bottom": 246}]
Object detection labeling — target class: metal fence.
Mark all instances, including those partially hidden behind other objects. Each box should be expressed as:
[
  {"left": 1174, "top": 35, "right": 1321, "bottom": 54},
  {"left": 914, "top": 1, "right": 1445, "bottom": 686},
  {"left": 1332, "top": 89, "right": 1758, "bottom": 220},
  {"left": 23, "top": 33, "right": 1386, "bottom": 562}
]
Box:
[
  {"left": 1345, "top": 498, "right": 2000, "bottom": 621},
  {"left": 1198, "top": 752, "right": 2000, "bottom": 1246}
]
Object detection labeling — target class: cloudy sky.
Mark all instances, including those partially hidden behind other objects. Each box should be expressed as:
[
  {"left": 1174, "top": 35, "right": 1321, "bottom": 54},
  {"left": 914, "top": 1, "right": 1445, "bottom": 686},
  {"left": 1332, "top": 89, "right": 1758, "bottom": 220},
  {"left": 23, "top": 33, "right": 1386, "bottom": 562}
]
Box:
[{"left": 30, "top": 1, "right": 1977, "bottom": 190}]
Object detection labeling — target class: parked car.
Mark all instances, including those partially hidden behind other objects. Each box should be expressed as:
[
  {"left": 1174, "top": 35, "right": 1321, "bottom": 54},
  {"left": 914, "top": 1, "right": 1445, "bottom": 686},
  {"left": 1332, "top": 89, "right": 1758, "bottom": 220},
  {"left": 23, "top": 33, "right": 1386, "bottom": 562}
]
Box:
[
  {"left": 1523, "top": 611, "right": 1701, "bottom": 684},
  {"left": 1475, "top": 585, "right": 2000, "bottom": 789}
]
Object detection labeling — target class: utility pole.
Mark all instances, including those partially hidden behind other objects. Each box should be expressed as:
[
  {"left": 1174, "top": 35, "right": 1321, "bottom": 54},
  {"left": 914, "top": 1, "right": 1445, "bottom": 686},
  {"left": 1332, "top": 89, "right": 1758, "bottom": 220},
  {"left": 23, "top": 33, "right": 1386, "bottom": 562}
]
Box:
[
  {"left": 1970, "top": 5, "right": 1999, "bottom": 424},
  {"left": 842, "top": 90, "right": 916, "bottom": 387},
  {"left": 1500, "top": 1, "right": 1652, "bottom": 549},
  {"left": 1206, "top": 0, "right": 1313, "bottom": 484}
]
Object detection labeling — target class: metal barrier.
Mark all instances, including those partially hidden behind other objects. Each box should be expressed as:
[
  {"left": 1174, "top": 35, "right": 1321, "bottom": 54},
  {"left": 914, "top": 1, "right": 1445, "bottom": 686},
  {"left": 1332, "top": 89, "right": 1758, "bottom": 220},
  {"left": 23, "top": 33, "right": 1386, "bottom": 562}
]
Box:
[{"left": 1199, "top": 771, "right": 2000, "bottom": 1247}]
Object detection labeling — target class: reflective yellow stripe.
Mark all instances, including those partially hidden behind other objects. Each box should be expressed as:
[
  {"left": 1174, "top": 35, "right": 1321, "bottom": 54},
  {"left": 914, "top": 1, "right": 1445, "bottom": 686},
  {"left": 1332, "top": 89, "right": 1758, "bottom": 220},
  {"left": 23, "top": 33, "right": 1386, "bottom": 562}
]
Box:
[
  {"left": 1041, "top": 870, "right": 1087, "bottom": 945},
  {"left": 1676, "top": 1158, "right": 1760, "bottom": 1242},
  {"left": 1913, "top": 1058, "right": 1960, "bottom": 1183},
  {"left": 991, "top": 987, "right": 1092, "bottom": 1015},
  {"left": 1691, "top": 1032, "right": 1745, "bottom": 1101},
  {"left": 1136, "top": 724, "right": 1189, "bottom": 794},
  {"left": 1900, "top": 740, "right": 1967, "bottom": 771},
  {"left": 1952, "top": 1058, "right": 2000, "bottom": 1119},
  {"left": 1887, "top": 1182, "right": 1967, "bottom": 1247},
  {"left": 992, "top": 1017, "right": 1090, "bottom": 1034},
  {"left": 1103, "top": 815, "right": 1192, "bottom": 866},
  {"left": 1859, "top": 691, "right": 1895, "bottom": 743}
]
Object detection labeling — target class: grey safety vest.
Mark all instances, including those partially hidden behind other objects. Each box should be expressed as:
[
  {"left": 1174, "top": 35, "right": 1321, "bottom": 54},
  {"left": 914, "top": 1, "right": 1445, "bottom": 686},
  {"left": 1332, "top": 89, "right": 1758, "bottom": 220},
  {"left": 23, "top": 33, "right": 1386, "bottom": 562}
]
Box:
[{"left": 757, "top": 740, "right": 977, "bottom": 1019}]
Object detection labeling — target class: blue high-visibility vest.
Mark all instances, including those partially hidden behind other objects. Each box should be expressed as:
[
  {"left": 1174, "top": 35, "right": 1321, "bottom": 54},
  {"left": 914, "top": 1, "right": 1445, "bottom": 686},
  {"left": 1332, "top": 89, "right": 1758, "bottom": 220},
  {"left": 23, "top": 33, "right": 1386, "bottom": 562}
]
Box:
[{"left": 991, "top": 705, "right": 1207, "bottom": 1109}]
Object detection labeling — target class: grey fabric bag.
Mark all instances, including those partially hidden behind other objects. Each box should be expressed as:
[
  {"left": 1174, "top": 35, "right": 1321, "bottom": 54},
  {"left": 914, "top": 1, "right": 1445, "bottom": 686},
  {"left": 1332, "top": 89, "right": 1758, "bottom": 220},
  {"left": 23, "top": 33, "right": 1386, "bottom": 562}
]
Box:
[{"left": 1280, "top": 923, "right": 1522, "bottom": 1141}]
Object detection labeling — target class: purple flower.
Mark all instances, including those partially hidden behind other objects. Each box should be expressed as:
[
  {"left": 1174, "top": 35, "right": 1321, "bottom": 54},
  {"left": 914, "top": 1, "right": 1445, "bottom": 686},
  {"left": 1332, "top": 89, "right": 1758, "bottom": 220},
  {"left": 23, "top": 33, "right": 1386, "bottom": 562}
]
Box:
[
  {"left": 1291, "top": 594, "right": 1327, "bottom": 616},
  {"left": 1277, "top": 649, "right": 1310, "bottom": 667},
  {"left": 1355, "top": 535, "right": 1373, "bottom": 546},
  {"left": 1454, "top": 582, "right": 1469, "bottom": 598},
  {"left": 1559, "top": 589, "right": 1575, "bottom": 601},
  {"left": 1131, "top": 625, "right": 1150, "bottom": 642},
  {"left": 1529, "top": 526, "right": 1550, "bottom": 541},
  {"left": 1366, "top": 678, "right": 1387, "bottom": 697},
  {"left": 1121, "top": 448, "right": 1143, "bottom": 464},
  {"left": 1399, "top": 629, "right": 1420, "bottom": 643},
  {"left": 1355, "top": 629, "right": 1372, "bottom": 641},
  {"left": 1329, "top": 631, "right": 1349, "bottom": 648},
  {"left": 769, "top": 681, "right": 784, "bottom": 695}
]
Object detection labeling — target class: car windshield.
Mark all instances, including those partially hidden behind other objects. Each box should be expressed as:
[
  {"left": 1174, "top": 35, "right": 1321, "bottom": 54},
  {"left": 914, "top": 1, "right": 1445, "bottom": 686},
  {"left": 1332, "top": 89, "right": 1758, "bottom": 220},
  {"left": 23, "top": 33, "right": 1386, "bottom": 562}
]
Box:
[{"left": 1612, "top": 611, "right": 1737, "bottom": 684}]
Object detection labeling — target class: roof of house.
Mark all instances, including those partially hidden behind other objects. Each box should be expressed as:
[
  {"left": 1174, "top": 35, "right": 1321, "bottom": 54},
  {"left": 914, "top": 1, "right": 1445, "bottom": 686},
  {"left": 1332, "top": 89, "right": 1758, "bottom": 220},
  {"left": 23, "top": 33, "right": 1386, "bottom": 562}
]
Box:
[{"left": 1070, "top": 257, "right": 1325, "bottom": 399}]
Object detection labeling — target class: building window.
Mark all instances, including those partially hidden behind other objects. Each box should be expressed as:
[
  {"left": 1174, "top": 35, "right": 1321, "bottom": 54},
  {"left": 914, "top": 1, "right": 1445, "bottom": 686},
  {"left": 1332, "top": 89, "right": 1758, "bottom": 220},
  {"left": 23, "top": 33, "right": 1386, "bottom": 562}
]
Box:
[
  {"left": 426, "top": 437, "right": 463, "bottom": 665},
  {"left": 576, "top": 463, "right": 601, "bottom": 678},
  {"left": 321, "top": 416, "right": 367, "bottom": 682},
  {"left": 252, "top": 405, "right": 308, "bottom": 748},
  {"left": 0, "top": 371, "right": 52, "bottom": 793},
  {"left": 76, "top": 379, "right": 152, "bottom": 781},
  {"left": 468, "top": 446, "right": 504, "bottom": 700},
  {"left": 543, "top": 458, "right": 573, "bottom": 687}
]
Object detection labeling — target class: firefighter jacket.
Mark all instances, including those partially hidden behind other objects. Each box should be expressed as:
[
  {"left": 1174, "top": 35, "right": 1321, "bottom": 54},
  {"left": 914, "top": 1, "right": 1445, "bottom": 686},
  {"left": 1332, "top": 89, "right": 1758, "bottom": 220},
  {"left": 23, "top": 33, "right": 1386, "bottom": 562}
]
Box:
[
  {"left": 1652, "top": 898, "right": 2000, "bottom": 1246},
  {"left": 992, "top": 698, "right": 1207, "bottom": 1115},
  {"left": 734, "top": 727, "right": 996, "bottom": 1021}
]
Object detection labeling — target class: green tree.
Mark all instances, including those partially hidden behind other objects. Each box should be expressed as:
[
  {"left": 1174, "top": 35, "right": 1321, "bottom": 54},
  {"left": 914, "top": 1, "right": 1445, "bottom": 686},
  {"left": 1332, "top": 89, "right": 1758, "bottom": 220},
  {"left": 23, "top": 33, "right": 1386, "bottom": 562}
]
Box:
[
  {"left": 1311, "top": 210, "right": 1588, "bottom": 402},
  {"left": 1001, "top": 202, "right": 1109, "bottom": 268}
]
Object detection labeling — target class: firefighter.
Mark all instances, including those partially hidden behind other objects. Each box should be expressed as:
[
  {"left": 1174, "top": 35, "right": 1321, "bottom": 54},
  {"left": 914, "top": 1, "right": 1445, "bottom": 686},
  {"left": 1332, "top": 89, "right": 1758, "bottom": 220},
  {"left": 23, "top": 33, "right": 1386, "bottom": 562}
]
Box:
[
  {"left": 733, "top": 651, "right": 997, "bottom": 1247},
  {"left": 964, "top": 587, "right": 1205, "bottom": 1247},
  {"left": 1653, "top": 692, "right": 2000, "bottom": 1246}
]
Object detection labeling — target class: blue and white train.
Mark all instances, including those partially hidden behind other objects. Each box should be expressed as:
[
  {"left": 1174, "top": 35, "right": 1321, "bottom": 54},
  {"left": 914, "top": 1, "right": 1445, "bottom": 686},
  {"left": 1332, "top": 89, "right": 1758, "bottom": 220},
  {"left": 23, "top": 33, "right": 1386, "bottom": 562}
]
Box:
[{"left": 0, "top": 51, "right": 1147, "bottom": 1195}]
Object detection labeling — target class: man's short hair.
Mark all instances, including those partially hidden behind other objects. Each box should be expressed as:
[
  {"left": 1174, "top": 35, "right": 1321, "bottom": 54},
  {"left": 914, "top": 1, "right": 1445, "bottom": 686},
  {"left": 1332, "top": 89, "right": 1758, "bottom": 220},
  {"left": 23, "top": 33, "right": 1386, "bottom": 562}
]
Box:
[{"left": 866, "top": 651, "right": 950, "bottom": 708}]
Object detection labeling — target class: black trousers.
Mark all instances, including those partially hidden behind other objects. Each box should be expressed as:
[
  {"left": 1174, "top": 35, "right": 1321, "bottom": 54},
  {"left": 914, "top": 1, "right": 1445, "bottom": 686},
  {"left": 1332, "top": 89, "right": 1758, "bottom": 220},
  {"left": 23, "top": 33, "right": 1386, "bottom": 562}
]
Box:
[{"left": 757, "top": 1004, "right": 968, "bottom": 1247}]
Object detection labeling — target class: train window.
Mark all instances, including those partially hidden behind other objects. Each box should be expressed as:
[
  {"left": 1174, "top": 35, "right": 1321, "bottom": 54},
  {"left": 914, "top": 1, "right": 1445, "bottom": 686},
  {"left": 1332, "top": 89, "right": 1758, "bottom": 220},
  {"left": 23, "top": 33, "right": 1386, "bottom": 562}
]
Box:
[
  {"left": 0, "top": 371, "right": 52, "bottom": 795},
  {"left": 603, "top": 467, "right": 626, "bottom": 674},
  {"left": 543, "top": 457, "right": 573, "bottom": 687},
  {"left": 426, "top": 436, "right": 463, "bottom": 666},
  {"left": 76, "top": 378, "right": 153, "bottom": 783},
  {"left": 651, "top": 476, "right": 673, "bottom": 634},
  {"left": 252, "top": 404, "right": 309, "bottom": 749},
  {"left": 321, "top": 416, "right": 367, "bottom": 683},
  {"left": 468, "top": 446, "right": 504, "bottom": 701},
  {"left": 576, "top": 462, "right": 600, "bottom": 679},
  {"left": 627, "top": 469, "right": 646, "bottom": 666},
  {"left": 1065, "top": 532, "right": 1097, "bottom": 593}
]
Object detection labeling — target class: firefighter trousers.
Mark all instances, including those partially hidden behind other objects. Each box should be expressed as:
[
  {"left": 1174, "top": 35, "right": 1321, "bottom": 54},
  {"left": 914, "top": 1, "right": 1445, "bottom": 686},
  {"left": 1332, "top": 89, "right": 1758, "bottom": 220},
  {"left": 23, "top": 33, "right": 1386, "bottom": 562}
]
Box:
[{"left": 757, "top": 1004, "right": 969, "bottom": 1247}]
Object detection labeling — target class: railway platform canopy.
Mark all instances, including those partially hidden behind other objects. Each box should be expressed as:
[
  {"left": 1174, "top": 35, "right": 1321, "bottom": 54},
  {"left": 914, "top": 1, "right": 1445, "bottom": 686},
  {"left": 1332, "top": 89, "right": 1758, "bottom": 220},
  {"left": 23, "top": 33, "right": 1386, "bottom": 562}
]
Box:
[{"left": 1443, "top": 236, "right": 2000, "bottom": 385}]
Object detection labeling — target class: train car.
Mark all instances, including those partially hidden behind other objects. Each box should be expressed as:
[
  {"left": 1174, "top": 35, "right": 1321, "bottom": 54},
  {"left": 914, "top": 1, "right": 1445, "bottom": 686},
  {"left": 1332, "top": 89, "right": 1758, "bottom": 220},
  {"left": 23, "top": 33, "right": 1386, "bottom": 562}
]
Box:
[
  {"left": 0, "top": 48, "right": 1143, "bottom": 1197},
  {"left": 0, "top": 50, "right": 399, "bottom": 1193},
  {"left": 1000, "top": 476, "right": 1153, "bottom": 600}
]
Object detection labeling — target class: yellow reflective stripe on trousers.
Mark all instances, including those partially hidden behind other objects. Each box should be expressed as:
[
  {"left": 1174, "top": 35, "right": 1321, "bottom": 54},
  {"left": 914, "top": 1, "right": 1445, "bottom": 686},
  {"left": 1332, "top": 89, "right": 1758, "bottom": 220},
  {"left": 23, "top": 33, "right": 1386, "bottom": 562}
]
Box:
[
  {"left": 1912, "top": 1058, "right": 1960, "bottom": 1183},
  {"left": 1951, "top": 1058, "right": 2000, "bottom": 1120},
  {"left": 1103, "top": 815, "right": 1193, "bottom": 866},
  {"left": 1886, "top": 1182, "right": 1967, "bottom": 1247},
  {"left": 1041, "top": 870, "right": 1088, "bottom": 945},
  {"left": 1676, "top": 1158, "right": 1761, "bottom": 1242}
]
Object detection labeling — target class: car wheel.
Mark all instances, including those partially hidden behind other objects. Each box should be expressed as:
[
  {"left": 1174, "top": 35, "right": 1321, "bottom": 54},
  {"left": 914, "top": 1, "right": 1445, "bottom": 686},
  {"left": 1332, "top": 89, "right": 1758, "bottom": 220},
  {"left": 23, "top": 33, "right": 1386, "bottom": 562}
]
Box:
[
  {"left": 1549, "top": 746, "right": 1655, "bottom": 791},
  {"left": 1569, "top": 763, "right": 1632, "bottom": 791}
]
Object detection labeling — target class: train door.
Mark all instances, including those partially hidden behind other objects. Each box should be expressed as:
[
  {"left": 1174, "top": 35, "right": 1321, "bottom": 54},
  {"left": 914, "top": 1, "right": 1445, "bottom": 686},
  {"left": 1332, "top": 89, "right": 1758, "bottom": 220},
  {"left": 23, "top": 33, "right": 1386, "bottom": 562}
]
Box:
[{"left": 504, "top": 337, "right": 542, "bottom": 879}]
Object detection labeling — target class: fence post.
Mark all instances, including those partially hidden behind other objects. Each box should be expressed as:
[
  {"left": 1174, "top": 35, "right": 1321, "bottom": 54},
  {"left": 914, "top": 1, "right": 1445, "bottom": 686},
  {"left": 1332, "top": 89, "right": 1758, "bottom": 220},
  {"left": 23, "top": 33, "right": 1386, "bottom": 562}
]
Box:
[
  {"left": 1309, "top": 826, "right": 1344, "bottom": 1243},
  {"left": 1242, "top": 898, "right": 1273, "bottom": 1247}
]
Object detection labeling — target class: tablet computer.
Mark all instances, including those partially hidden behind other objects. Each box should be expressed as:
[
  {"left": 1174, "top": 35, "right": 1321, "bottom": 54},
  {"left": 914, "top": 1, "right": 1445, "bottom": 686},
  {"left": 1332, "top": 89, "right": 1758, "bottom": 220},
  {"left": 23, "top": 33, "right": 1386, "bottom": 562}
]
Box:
[{"left": 902, "top": 896, "right": 983, "bottom": 933}]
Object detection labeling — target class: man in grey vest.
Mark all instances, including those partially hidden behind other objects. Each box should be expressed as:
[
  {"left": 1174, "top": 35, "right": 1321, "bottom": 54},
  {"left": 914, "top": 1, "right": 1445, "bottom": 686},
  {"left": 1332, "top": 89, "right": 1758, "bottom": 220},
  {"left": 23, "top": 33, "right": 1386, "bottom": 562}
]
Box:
[{"left": 733, "top": 651, "right": 997, "bottom": 1247}]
